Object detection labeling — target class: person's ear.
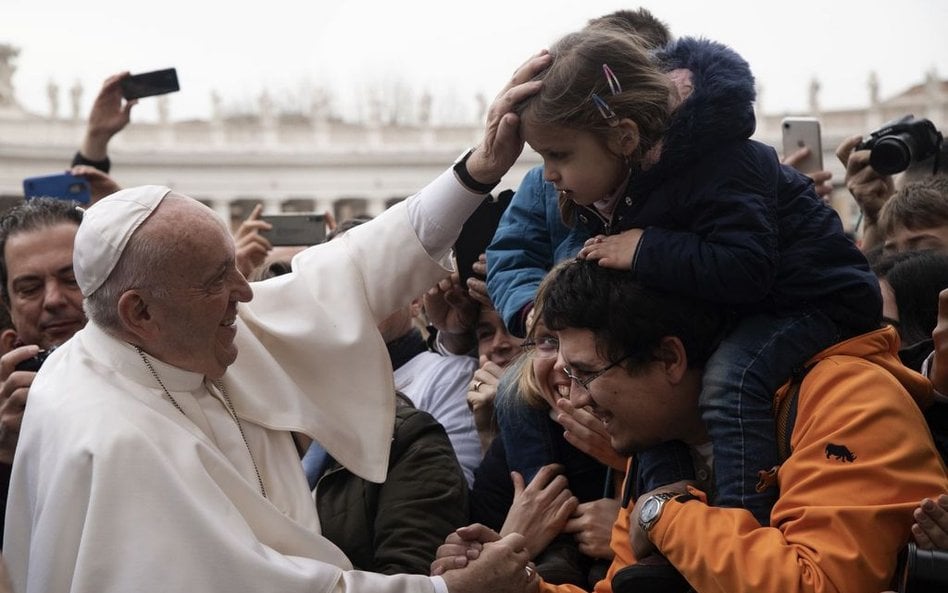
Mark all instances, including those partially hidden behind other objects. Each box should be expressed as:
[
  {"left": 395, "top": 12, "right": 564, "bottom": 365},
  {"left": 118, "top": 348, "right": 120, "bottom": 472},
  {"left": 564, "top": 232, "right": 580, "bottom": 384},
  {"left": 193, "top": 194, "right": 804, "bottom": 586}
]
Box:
[
  {"left": 409, "top": 297, "right": 423, "bottom": 318},
  {"left": 0, "top": 329, "right": 18, "bottom": 355},
  {"left": 611, "top": 118, "right": 640, "bottom": 157},
  {"left": 656, "top": 336, "right": 688, "bottom": 384},
  {"left": 117, "top": 290, "right": 156, "bottom": 340}
]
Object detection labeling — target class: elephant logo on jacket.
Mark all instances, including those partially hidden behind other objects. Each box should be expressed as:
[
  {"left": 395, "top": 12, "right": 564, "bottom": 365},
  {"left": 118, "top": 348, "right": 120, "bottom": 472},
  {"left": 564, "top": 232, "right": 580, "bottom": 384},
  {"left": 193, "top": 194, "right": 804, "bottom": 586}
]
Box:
[{"left": 825, "top": 443, "right": 856, "bottom": 462}]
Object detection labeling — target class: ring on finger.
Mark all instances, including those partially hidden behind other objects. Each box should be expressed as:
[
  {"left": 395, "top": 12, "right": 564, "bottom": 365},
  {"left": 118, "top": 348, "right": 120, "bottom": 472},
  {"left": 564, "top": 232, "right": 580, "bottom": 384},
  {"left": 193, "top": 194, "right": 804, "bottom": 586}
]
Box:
[{"left": 471, "top": 380, "right": 484, "bottom": 392}]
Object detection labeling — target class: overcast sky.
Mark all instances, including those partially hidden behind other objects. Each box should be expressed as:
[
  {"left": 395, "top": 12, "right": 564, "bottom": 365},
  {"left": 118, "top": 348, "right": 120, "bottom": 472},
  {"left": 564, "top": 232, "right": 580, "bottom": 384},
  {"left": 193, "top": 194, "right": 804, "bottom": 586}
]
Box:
[{"left": 4, "top": 0, "right": 948, "bottom": 124}]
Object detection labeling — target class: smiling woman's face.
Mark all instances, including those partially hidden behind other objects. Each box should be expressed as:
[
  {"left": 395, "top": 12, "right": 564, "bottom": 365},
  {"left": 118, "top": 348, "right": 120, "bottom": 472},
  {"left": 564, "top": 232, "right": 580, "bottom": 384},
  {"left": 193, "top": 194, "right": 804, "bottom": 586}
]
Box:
[{"left": 530, "top": 320, "right": 569, "bottom": 412}]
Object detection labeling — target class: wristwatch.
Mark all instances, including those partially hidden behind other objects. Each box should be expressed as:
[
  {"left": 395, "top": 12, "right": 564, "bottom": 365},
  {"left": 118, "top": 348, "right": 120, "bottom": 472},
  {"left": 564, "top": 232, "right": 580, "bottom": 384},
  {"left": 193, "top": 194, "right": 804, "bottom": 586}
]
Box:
[
  {"left": 638, "top": 492, "right": 678, "bottom": 533},
  {"left": 453, "top": 147, "right": 500, "bottom": 194}
]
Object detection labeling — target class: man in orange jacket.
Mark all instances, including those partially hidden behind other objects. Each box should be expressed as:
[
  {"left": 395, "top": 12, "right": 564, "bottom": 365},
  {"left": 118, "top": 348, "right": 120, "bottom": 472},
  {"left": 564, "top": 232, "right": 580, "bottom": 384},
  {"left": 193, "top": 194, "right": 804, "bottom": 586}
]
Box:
[{"left": 434, "top": 259, "right": 948, "bottom": 593}]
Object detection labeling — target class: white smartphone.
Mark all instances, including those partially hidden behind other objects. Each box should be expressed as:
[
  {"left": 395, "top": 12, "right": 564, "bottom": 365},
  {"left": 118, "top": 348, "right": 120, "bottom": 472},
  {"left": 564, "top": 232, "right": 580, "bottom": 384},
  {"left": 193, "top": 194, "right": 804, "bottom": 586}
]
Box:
[{"left": 781, "top": 117, "right": 823, "bottom": 174}]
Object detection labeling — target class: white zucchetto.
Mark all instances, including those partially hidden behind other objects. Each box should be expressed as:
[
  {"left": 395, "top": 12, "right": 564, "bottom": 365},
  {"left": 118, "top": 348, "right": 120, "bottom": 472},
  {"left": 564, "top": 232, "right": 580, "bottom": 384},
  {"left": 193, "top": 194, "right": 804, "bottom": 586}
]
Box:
[{"left": 73, "top": 185, "right": 171, "bottom": 296}]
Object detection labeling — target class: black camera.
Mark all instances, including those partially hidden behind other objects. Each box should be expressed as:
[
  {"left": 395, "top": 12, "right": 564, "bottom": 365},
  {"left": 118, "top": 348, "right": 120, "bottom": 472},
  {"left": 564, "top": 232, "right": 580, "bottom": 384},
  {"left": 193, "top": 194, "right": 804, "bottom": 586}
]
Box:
[
  {"left": 857, "top": 115, "right": 943, "bottom": 175},
  {"left": 897, "top": 542, "right": 948, "bottom": 593},
  {"left": 14, "top": 347, "right": 56, "bottom": 373}
]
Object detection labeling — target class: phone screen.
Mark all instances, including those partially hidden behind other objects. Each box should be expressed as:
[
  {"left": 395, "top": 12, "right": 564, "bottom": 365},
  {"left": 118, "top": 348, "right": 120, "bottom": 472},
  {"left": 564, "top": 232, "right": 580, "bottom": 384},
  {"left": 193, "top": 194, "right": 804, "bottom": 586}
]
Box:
[
  {"left": 260, "top": 213, "right": 327, "bottom": 246},
  {"left": 120, "top": 68, "right": 180, "bottom": 100}
]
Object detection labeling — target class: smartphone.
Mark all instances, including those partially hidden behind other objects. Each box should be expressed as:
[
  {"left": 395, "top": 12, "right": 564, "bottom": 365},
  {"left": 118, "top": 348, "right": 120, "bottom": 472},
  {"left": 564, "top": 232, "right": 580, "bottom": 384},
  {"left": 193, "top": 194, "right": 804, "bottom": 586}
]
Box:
[
  {"left": 22, "top": 173, "right": 91, "bottom": 203},
  {"left": 260, "top": 213, "right": 327, "bottom": 246},
  {"left": 454, "top": 189, "right": 514, "bottom": 287},
  {"left": 120, "top": 68, "right": 180, "bottom": 100},
  {"left": 781, "top": 117, "right": 823, "bottom": 174}
]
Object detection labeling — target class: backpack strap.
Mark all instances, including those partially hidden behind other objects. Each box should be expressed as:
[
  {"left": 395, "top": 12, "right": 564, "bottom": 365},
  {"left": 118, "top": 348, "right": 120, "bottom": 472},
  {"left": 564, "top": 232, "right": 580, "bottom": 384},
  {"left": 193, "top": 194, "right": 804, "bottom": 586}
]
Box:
[{"left": 757, "top": 363, "right": 815, "bottom": 494}]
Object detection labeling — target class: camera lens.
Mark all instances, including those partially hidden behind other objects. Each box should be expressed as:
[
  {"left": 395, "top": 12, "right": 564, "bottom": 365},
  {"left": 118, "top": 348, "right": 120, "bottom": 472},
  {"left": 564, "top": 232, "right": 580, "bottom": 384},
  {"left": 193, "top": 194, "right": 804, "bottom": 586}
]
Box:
[
  {"left": 869, "top": 134, "right": 914, "bottom": 175},
  {"left": 901, "top": 543, "right": 948, "bottom": 592}
]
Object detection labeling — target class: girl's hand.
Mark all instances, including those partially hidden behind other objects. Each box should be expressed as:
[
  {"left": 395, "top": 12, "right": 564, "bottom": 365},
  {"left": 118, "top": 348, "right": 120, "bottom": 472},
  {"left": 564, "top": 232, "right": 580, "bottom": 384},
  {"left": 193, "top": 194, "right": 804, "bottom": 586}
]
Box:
[{"left": 578, "top": 229, "right": 643, "bottom": 271}]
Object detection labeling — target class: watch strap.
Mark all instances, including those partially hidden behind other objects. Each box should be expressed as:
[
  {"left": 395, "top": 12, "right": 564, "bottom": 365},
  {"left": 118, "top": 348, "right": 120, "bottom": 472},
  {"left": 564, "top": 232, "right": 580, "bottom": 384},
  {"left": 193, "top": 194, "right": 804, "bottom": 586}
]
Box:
[{"left": 453, "top": 148, "right": 499, "bottom": 194}]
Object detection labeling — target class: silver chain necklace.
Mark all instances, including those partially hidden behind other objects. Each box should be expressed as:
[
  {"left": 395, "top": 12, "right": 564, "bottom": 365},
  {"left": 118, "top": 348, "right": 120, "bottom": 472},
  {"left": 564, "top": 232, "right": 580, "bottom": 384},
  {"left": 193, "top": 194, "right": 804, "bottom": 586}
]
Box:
[{"left": 135, "top": 346, "right": 268, "bottom": 499}]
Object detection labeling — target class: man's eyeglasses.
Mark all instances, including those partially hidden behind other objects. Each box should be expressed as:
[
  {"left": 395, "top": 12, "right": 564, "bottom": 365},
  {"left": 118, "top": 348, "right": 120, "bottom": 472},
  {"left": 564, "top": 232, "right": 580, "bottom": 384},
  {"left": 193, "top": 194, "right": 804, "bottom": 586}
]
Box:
[
  {"left": 521, "top": 336, "right": 559, "bottom": 359},
  {"left": 563, "top": 355, "right": 631, "bottom": 392}
]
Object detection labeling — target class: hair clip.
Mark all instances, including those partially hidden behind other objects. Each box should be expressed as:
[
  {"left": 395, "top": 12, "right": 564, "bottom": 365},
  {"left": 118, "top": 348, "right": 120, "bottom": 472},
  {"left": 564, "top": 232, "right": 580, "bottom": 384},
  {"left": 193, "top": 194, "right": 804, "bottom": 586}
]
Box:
[
  {"left": 591, "top": 64, "right": 622, "bottom": 125},
  {"left": 591, "top": 93, "right": 618, "bottom": 123},
  {"left": 602, "top": 64, "right": 622, "bottom": 95}
]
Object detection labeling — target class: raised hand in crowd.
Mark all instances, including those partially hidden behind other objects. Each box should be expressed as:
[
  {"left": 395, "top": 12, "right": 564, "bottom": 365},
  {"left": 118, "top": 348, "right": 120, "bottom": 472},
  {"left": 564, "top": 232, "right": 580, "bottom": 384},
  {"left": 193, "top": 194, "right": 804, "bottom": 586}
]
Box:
[
  {"left": 554, "top": 398, "right": 629, "bottom": 472},
  {"left": 930, "top": 288, "right": 948, "bottom": 395},
  {"left": 80, "top": 71, "right": 137, "bottom": 163},
  {"left": 467, "top": 359, "right": 504, "bottom": 453},
  {"left": 782, "top": 147, "right": 833, "bottom": 200},
  {"left": 423, "top": 272, "right": 479, "bottom": 355},
  {"left": 836, "top": 134, "right": 896, "bottom": 251},
  {"left": 911, "top": 494, "right": 948, "bottom": 549},
  {"left": 69, "top": 165, "right": 121, "bottom": 203},
  {"left": 500, "top": 464, "right": 578, "bottom": 558},
  {"left": 563, "top": 498, "right": 621, "bottom": 560},
  {"left": 0, "top": 345, "right": 42, "bottom": 464},
  {"left": 466, "top": 253, "right": 492, "bottom": 307},
  {"left": 233, "top": 204, "right": 273, "bottom": 278}
]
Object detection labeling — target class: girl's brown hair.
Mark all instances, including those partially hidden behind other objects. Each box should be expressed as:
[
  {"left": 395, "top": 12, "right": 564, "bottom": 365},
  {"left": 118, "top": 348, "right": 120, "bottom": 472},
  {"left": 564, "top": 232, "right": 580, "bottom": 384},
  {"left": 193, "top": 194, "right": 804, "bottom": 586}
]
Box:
[{"left": 520, "top": 28, "right": 673, "bottom": 225}]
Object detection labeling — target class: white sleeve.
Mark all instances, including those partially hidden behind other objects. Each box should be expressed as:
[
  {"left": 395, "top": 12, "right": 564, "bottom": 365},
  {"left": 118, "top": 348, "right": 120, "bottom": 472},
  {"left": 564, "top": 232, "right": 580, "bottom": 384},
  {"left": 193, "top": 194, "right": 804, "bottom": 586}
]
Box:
[
  {"left": 406, "top": 167, "right": 485, "bottom": 260},
  {"left": 430, "top": 575, "right": 449, "bottom": 593}
]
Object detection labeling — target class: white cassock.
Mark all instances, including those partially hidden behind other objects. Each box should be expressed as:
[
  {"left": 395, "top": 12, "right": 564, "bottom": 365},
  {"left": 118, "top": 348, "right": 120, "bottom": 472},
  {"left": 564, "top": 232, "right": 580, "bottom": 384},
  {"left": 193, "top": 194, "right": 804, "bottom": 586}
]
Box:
[{"left": 4, "top": 169, "right": 481, "bottom": 593}]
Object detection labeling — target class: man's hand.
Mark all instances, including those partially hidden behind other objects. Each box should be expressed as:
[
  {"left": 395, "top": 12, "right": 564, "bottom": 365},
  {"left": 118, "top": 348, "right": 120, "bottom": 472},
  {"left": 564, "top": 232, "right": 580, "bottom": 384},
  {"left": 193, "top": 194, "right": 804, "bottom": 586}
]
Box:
[
  {"left": 500, "top": 465, "right": 578, "bottom": 557},
  {"left": 465, "top": 51, "right": 553, "bottom": 186},
  {"left": 629, "top": 481, "right": 693, "bottom": 560},
  {"left": 578, "top": 230, "right": 643, "bottom": 271},
  {"left": 563, "top": 498, "right": 621, "bottom": 560},
  {"left": 836, "top": 134, "right": 895, "bottom": 250},
  {"left": 423, "top": 273, "right": 479, "bottom": 355},
  {"left": 0, "top": 345, "right": 41, "bottom": 464},
  {"left": 465, "top": 253, "right": 494, "bottom": 308},
  {"left": 555, "top": 398, "right": 629, "bottom": 471},
  {"left": 782, "top": 147, "right": 833, "bottom": 201},
  {"left": 431, "top": 523, "right": 498, "bottom": 575},
  {"left": 81, "top": 71, "right": 137, "bottom": 162},
  {"left": 70, "top": 165, "right": 121, "bottom": 204},
  {"left": 931, "top": 288, "right": 948, "bottom": 395},
  {"left": 467, "top": 360, "right": 504, "bottom": 453},
  {"left": 439, "top": 531, "right": 538, "bottom": 593},
  {"left": 911, "top": 494, "right": 948, "bottom": 550},
  {"left": 233, "top": 204, "right": 273, "bottom": 278}
]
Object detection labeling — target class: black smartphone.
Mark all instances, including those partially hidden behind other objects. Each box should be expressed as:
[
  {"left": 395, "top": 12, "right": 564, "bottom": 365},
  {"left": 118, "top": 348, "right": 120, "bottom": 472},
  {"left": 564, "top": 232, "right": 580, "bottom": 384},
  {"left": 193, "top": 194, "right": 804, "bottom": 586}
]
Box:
[
  {"left": 454, "top": 189, "right": 513, "bottom": 287},
  {"left": 120, "top": 68, "right": 180, "bottom": 100},
  {"left": 260, "top": 213, "right": 327, "bottom": 246},
  {"left": 15, "top": 348, "right": 56, "bottom": 372}
]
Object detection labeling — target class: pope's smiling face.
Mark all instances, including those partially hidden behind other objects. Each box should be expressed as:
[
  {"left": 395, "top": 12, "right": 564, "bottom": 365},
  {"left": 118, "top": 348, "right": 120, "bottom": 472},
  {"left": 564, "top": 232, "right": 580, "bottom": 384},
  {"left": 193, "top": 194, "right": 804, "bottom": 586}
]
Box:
[{"left": 143, "top": 198, "right": 253, "bottom": 379}]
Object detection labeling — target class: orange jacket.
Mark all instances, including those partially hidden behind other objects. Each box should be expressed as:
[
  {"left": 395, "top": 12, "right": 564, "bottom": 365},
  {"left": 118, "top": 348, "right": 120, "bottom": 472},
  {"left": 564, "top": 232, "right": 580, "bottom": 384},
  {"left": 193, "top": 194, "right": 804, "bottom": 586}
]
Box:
[{"left": 541, "top": 327, "right": 948, "bottom": 593}]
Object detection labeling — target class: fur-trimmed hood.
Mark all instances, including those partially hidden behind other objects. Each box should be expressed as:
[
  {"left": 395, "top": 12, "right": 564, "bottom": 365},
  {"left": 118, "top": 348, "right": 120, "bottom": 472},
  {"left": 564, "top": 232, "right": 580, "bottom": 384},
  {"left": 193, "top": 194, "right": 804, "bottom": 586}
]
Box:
[{"left": 636, "top": 37, "right": 757, "bottom": 190}]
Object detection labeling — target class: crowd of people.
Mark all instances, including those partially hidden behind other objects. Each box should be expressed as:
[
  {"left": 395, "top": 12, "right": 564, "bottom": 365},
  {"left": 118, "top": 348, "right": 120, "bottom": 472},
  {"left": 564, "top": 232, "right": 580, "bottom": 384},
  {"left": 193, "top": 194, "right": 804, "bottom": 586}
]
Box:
[{"left": 0, "top": 7, "right": 946, "bottom": 593}]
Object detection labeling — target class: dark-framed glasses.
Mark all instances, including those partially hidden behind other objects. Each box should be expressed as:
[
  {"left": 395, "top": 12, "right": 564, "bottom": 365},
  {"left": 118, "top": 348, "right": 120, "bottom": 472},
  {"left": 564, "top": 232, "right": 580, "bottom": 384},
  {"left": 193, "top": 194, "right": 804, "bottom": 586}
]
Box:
[
  {"left": 521, "top": 336, "right": 559, "bottom": 359},
  {"left": 563, "top": 354, "right": 631, "bottom": 392}
]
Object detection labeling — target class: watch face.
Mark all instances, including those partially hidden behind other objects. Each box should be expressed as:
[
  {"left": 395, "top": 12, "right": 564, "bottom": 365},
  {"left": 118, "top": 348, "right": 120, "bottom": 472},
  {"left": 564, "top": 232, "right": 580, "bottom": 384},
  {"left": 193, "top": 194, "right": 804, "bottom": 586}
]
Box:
[{"left": 641, "top": 497, "right": 662, "bottom": 524}]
